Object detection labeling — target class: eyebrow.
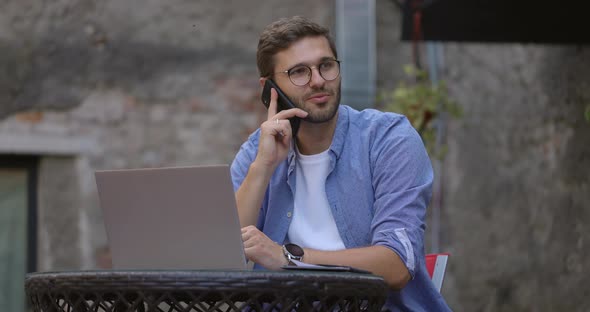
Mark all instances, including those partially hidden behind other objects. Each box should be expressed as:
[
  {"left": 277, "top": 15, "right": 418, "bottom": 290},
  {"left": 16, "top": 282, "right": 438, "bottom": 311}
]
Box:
[{"left": 286, "top": 56, "right": 336, "bottom": 70}]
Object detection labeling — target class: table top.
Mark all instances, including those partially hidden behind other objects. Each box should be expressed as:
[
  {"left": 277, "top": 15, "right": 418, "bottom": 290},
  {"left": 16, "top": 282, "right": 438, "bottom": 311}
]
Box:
[{"left": 26, "top": 269, "right": 388, "bottom": 311}]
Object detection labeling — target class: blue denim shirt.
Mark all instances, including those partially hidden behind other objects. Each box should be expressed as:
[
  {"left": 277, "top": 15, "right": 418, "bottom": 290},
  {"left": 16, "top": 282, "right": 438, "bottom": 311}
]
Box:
[{"left": 231, "top": 105, "right": 451, "bottom": 311}]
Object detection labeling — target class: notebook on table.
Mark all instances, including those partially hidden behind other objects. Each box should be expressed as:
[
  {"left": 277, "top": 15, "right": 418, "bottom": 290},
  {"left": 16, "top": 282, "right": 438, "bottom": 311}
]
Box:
[{"left": 95, "top": 165, "right": 248, "bottom": 270}]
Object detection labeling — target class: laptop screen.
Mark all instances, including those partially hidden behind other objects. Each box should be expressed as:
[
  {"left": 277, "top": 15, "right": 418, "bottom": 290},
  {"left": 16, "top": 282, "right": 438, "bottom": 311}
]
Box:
[{"left": 95, "top": 165, "right": 247, "bottom": 270}]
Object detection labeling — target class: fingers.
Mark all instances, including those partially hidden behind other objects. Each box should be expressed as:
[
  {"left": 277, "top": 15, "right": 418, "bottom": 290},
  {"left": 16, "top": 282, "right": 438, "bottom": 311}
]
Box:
[
  {"left": 241, "top": 225, "right": 271, "bottom": 249},
  {"left": 264, "top": 108, "right": 307, "bottom": 137},
  {"left": 266, "top": 87, "right": 308, "bottom": 121},
  {"left": 261, "top": 117, "right": 291, "bottom": 139},
  {"left": 241, "top": 225, "right": 256, "bottom": 233},
  {"left": 266, "top": 88, "right": 279, "bottom": 120},
  {"left": 273, "top": 107, "right": 308, "bottom": 121},
  {"left": 241, "top": 226, "right": 287, "bottom": 269},
  {"left": 241, "top": 225, "right": 258, "bottom": 244},
  {"left": 273, "top": 119, "right": 290, "bottom": 137}
]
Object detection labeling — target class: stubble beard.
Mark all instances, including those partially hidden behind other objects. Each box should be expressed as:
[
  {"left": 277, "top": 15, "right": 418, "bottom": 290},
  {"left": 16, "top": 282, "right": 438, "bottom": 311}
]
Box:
[{"left": 295, "top": 83, "right": 341, "bottom": 124}]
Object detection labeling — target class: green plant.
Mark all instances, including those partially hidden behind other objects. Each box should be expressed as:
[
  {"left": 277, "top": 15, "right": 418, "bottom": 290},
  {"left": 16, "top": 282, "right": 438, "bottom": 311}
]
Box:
[
  {"left": 585, "top": 104, "right": 590, "bottom": 123},
  {"left": 379, "top": 65, "right": 462, "bottom": 159}
]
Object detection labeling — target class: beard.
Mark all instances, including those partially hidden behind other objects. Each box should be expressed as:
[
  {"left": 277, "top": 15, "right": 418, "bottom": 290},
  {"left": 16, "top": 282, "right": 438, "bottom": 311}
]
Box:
[{"left": 294, "top": 83, "right": 341, "bottom": 123}]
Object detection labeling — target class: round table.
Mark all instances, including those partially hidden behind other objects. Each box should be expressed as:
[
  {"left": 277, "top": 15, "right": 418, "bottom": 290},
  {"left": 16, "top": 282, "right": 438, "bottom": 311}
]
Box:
[{"left": 26, "top": 270, "right": 388, "bottom": 311}]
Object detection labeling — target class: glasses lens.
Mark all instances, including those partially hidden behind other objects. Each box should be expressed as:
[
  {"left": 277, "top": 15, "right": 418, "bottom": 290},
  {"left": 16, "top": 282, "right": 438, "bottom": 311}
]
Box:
[
  {"left": 288, "top": 66, "right": 311, "bottom": 86},
  {"left": 319, "top": 60, "right": 340, "bottom": 81},
  {"left": 286, "top": 60, "right": 340, "bottom": 86}
]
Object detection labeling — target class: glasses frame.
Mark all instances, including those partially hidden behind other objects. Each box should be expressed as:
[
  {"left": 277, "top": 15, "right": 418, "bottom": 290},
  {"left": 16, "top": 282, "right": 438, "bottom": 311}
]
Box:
[{"left": 275, "top": 59, "right": 341, "bottom": 86}]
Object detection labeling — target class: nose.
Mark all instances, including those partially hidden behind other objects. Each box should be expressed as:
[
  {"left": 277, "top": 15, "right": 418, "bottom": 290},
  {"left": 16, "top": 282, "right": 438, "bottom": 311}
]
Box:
[{"left": 308, "top": 67, "right": 325, "bottom": 89}]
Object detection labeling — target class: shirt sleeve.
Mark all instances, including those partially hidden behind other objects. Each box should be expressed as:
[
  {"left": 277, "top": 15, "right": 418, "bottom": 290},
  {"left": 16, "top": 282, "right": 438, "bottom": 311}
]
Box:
[
  {"left": 230, "top": 130, "right": 268, "bottom": 229},
  {"left": 230, "top": 130, "right": 260, "bottom": 192},
  {"left": 370, "top": 115, "right": 433, "bottom": 279}
]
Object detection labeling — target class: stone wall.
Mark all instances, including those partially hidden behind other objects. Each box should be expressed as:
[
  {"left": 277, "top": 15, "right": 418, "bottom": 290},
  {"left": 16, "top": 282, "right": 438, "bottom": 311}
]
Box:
[
  {"left": 1, "top": 0, "right": 333, "bottom": 120},
  {"left": 1, "top": 0, "right": 589, "bottom": 310},
  {"left": 375, "top": 1, "right": 590, "bottom": 311},
  {"left": 0, "top": 0, "right": 334, "bottom": 270},
  {"left": 442, "top": 45, "right": 590, "bottom": 312}
]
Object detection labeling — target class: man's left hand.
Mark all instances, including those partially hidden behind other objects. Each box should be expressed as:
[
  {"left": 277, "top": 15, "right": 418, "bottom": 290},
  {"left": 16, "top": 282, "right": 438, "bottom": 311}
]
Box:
[{"left": 241, "top": 225, "right": 288, "bottom": 270}]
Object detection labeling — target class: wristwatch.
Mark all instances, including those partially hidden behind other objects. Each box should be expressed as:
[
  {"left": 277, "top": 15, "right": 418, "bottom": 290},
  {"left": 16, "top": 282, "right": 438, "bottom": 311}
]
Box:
[{"left": 282, "top": 243, "right": 304, "bottom": 263}]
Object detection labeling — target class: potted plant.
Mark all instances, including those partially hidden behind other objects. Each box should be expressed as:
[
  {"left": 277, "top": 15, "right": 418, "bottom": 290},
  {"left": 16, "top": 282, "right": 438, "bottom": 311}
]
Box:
[{"left": 379, "top": 65, "right": 462, "bottom": 159}]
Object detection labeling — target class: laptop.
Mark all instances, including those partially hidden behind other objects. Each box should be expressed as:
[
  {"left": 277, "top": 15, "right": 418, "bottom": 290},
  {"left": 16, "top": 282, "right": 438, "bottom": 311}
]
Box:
[{"left": 95, "top": 165, "right": 248, "bottom": 270}]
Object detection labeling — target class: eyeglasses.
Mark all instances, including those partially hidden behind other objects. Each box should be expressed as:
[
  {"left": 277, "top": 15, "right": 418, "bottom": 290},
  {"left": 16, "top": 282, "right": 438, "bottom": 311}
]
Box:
[{"left": 276, "top": 59, "right": 341, "bottom": 86}]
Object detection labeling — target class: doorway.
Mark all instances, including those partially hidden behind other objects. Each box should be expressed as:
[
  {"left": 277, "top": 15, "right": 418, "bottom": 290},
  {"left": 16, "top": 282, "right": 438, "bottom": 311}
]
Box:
[{"left": 0, "top": 155, "right": 38, "bottom": 311}]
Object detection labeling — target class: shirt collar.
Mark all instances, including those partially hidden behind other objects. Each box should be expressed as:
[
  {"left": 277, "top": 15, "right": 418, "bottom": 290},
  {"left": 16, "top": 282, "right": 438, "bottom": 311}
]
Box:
[
  {"left": 328, "top": 105, "right": 349, "bottom": 160},
  {"left": 287, "top": 105, "right": 349, "bottom": 165}
]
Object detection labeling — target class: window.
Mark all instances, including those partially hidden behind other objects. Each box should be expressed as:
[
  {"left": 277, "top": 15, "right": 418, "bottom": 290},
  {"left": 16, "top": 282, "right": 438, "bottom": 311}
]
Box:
[{"left": 0, "top": 156, "right": 38, "bottom": 311}]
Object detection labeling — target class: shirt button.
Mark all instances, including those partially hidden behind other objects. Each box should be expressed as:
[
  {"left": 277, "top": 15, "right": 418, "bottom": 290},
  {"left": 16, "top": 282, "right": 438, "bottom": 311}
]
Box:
[{"left": 287, "top": 212, "right": 292, "bottom": 218}]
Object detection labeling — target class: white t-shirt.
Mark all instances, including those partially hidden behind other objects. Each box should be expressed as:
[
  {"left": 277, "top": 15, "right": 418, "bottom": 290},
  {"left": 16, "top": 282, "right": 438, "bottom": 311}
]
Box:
[{"left": 287, "top": 148, "right": 346, "bottom": 251}]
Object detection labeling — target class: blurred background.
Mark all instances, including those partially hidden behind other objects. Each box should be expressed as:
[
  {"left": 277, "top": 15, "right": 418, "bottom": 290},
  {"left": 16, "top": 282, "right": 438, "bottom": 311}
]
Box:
[{"left": 1, "top": 0, "right": 589, "bottom": 311}]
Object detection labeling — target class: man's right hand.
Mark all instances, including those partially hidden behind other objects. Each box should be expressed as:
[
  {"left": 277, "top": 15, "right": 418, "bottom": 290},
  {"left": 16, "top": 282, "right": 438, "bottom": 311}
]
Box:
[
  {"left": 235, "top": 87, "right": 307, "bottom": 228},
  {"left": 254, "top": 88, "right": 308, "bottom": 171}
]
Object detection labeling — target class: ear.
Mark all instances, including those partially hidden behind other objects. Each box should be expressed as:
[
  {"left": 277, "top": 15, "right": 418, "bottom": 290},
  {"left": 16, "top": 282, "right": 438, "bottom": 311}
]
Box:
[{"left": 259, "top": 77, "right": 267, "bottom": 88}]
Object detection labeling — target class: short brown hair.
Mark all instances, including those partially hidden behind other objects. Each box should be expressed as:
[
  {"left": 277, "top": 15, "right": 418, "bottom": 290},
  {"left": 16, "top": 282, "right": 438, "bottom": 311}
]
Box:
[{"left": 256, "top": 16, "right": 337, "bottom": 78}]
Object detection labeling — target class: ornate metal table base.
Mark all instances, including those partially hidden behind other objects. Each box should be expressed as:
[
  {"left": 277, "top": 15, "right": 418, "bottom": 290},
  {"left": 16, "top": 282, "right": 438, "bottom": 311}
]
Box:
[{"left": 26, "top": 270, "right": 388, "bottom": 311}]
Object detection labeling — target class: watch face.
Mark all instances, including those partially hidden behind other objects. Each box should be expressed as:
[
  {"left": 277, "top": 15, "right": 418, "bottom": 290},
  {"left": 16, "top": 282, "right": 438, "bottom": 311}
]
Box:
[{"left": 285, "top": 243, "right": 304, "bottom": 257}]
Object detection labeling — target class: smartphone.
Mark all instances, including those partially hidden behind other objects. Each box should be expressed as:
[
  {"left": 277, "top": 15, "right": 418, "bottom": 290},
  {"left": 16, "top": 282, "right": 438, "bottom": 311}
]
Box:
[{"left": 261, "top": 79, "right": 301, "bottom": 137}]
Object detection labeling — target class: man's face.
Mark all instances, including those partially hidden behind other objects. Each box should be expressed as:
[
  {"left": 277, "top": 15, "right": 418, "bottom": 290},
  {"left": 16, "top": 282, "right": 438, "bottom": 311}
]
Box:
[{"left": 272, "top": 36, "right": 341, "bottom": 123}]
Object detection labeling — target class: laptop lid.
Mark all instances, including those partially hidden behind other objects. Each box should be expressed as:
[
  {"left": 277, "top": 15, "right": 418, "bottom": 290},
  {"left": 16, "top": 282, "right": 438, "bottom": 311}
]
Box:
[{"left": 95, "top": 165, "right": 247, "bottom": 270}]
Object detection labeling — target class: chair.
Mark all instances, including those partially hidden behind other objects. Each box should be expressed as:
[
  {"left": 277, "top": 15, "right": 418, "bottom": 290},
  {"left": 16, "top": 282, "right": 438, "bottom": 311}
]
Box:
[{"left": 425, "top": 253, "right": 449, "bottom": 292}]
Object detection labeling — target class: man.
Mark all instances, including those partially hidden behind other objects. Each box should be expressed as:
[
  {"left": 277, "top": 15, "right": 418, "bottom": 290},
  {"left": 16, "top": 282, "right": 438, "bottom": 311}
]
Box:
[{"left": 231, "top": 16, "right": 450, "bottom": 311}]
